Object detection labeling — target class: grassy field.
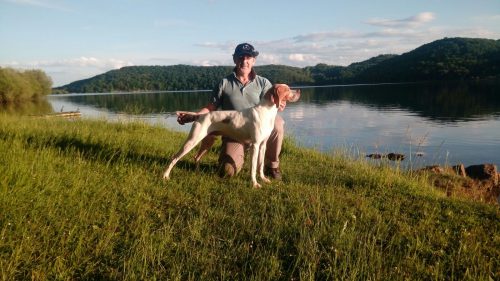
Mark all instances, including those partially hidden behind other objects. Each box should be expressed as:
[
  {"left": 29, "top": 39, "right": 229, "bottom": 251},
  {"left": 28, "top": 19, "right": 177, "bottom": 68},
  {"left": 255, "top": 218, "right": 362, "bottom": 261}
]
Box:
[{"left": 0, "top": 115, "right": 499, "bottom": 280}]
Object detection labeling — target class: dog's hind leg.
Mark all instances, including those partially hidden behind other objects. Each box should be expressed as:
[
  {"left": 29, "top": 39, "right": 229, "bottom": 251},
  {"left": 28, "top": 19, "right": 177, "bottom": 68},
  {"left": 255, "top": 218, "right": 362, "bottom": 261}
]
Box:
[{"left": 163, "top": 122, "right": 207, "bottom": 180}]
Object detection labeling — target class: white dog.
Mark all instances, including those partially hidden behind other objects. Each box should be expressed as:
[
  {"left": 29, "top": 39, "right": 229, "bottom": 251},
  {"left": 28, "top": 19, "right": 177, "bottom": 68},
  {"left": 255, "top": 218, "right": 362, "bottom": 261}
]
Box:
[{"left": 163, "top": 84, "right": 300, "bottom": 188}]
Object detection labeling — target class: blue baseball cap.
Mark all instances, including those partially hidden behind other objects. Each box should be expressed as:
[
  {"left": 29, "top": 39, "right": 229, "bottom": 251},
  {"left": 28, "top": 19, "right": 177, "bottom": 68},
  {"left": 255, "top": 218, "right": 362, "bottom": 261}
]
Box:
[{"left": 233, "top": 43, "right": 259, "bottom": 58}]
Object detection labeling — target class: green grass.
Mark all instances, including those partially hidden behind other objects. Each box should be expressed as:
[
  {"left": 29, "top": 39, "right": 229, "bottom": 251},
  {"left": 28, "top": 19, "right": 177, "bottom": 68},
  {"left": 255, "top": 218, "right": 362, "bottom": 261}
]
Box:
[{"left": 1, "top": 115, "right": 499, "bottom": 280}]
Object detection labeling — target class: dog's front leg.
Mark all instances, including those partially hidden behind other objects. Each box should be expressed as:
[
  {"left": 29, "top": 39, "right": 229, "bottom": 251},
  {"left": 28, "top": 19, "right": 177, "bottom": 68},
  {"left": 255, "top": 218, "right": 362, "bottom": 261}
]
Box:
[
  {"left": 258, "top": 140, "right": 271, "bottom": 184},
  {"left": 250, "top": 143, "right": 261, "bottom": 188}
]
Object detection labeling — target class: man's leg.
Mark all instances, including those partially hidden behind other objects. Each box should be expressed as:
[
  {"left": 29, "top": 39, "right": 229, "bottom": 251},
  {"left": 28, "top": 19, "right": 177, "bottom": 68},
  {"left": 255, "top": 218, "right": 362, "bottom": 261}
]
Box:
[
  {"left": 218, "top": 137, "right": 245, "bottom": 177},
  {"left": 265, "top": 115, "right": 284, "bottom": 179}
]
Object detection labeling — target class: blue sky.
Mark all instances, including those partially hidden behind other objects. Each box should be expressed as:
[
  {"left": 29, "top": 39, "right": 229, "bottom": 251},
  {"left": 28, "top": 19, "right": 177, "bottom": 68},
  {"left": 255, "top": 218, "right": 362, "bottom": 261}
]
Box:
[{"left": 1, "top": 0, "right": 499, "bottom": 87}]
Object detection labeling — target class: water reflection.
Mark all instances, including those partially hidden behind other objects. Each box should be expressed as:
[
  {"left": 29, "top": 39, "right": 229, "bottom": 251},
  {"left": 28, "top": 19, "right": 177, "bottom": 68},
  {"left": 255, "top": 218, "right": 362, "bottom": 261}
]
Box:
[
  {"left": 297, "top": 80, "right": 500, "bottom": 122},
  {"left": 53, "top": 91, "right": 212, "bottom": 115},
  {"left": 0, "top": 99, "right": 53, "bottom": 115},
  {"left": 278, "top": 81, "right": 500, "bottom": 167},
  {"left": 45, "top": 80, "right": 500, "bottom": 122}
]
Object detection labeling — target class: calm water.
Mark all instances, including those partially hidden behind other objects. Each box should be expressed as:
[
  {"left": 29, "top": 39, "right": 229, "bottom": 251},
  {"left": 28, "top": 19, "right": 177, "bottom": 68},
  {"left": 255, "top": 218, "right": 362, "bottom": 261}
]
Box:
[{"left": 46, "top": 80, "right": 500, "bottom": 168}]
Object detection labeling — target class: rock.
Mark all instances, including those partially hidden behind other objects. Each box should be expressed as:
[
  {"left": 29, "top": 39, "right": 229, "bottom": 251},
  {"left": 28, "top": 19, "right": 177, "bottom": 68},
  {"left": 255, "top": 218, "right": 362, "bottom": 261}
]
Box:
[
  {"left": 421, "top": 165, "right": 446, "bottom": 174},
  {"left": 452, "top": 164, "right": 467, "bottom": 177},
  {"left": 415, "top": 152, "right": 425, "bottom": 157},
  {"left": 366, "top": 153, "right": 383, "bottom": 159},
  {"left": 387, "top": 153, "right": 405, "bottom": 161},
  {"left": 465, "top": 164, "right": 498, "bottom": 185},
  {"left": 416, "top": 164, "right": 500, "bottom": 205},
  {"left": 420, "top": 164, "right": 467, "bottom": 177},
  {"left": 366, "top": 153, "right": 405, "bottom": 161}
]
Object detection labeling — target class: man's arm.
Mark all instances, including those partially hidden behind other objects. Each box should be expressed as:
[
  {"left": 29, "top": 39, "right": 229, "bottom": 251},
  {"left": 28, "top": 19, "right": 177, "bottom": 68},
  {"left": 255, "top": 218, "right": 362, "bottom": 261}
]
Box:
[
  {"left": 176, "top": 103, "right": 217, "bottom": 125},
  {"left": 177, "top": 78, "right": 224, "bottom": 124}
]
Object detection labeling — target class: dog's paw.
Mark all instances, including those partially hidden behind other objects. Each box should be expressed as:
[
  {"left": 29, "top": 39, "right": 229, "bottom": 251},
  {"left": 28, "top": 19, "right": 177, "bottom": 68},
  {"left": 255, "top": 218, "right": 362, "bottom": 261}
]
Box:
[
  {"left": 253, "top": 182, "right": 262, "bottom": 189},
  {"left": 261, "top": 176, "right": 271, "bottom": 183}
]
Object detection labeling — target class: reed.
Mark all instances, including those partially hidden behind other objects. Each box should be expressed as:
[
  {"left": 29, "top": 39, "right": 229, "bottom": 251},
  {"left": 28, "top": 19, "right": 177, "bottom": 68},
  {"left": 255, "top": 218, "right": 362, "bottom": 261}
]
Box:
[{"left": 0, "top": 115, "right": 498, "bottom": 280}]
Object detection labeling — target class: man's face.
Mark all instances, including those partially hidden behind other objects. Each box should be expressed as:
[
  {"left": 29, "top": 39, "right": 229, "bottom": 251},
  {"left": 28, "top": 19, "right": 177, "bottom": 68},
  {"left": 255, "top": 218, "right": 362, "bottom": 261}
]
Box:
[{"left": 233, "top": 55, "right": 256, "bottom": 75}]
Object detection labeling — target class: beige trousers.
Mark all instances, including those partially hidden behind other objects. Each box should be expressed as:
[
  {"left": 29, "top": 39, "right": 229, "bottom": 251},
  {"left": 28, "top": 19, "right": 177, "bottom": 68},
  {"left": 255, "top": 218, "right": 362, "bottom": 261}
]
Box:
[{"left": 219, "top": 115, "right": 284, "bottom": 173}]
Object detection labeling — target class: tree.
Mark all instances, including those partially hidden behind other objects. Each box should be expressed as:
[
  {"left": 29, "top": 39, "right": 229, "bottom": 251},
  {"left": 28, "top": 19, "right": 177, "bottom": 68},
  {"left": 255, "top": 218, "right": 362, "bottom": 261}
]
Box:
[{"left": 0, "top": 67, "right": 52, "bottom": 103}]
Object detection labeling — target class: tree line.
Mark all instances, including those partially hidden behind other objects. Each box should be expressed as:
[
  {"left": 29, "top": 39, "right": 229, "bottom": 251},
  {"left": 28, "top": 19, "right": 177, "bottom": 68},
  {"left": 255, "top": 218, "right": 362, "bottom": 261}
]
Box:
[
  {"left": 0, "top": 67, "right": 53, "bottom": 103},
  {"left": 50, "top": 37, "right": 499, "bottom": 93},
  {"left": 54, "top": 64, "right": 315, "bottom": 94}
]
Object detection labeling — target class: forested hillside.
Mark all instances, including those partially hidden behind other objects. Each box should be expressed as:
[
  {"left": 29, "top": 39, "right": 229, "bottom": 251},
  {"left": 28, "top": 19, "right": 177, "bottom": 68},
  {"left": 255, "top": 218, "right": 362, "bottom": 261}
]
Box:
[
  {"left": 57, "top": 65, "right": 232, "bottom": 93},
  {"left": 55, "top": 37, "right": 500, "bottom": 93},
  {"left": 356, "top": 37, "right": 500, "bottom": 82}
]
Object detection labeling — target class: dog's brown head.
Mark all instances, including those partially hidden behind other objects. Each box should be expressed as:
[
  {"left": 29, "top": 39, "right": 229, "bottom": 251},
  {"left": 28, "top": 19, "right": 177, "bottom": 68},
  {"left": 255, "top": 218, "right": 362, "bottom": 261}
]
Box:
[{"left": 267, "top": 84, "right": 301, "bottom": 111}]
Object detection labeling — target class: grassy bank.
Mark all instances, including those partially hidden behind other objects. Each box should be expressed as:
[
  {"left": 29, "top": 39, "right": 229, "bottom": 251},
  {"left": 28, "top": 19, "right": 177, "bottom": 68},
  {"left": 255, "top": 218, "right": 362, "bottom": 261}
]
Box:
[{"left": 0, "top": 115, "right": 498, "bottom": 280}]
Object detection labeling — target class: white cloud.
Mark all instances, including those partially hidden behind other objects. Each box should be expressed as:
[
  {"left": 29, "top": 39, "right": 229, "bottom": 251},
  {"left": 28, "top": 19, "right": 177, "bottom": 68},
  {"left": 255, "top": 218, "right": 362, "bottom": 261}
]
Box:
[
  {"left": 1, "top": 57, "right": 134, "bottom": 86},
  {"left": 3, "top": 0, "right": 71, "bottom": 11},
  {"left": 4, "top": 12, "right": 497, "bottom": 87},
  {"left": 364, "top": 12, "right": 435, "bottom": 28},
  {"left": 288, "top": 54, "right": 306, "bottom": 62},
  {"left": 412, "top": 12, "right": 436, "bottom": 24},
  {"left": 26, "top": 57, "right": 134, "bottom": 69},
  {"left": 224, "top": 11, "right": 500, "bottom": 68},
  {"left": 483, "top": 14, "right": 500, "bottom": 22},
  {"left": 293, "top": 31, "right": 360, "bottom": 42},
  {"left": 257, "top": 54, "right": 281, "bottom": 65}
]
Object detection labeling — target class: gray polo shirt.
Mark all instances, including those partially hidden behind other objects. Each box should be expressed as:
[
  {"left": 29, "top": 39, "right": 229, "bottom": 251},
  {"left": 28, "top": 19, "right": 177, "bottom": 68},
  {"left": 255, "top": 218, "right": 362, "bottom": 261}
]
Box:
[{"left": 211, "top": 72, "right": 272, "bottom": 111}]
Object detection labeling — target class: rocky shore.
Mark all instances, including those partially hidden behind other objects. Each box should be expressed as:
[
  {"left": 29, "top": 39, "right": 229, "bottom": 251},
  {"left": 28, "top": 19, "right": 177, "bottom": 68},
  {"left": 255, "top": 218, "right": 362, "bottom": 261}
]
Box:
[
  {"left": 418, "top": 163, "right": 499, "bottom": 205},
  {"left": 366, "top": 153, "right": 499, "bottom": 205}
]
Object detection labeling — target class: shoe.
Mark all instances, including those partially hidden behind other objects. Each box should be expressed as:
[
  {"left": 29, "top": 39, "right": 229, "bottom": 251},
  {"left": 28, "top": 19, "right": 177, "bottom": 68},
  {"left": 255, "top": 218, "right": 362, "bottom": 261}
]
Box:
[
  {"left": 218, "top": 162, "right": 236, "bottom": 178},
  {"left": 266, "top": 167, "right": 282, "bottom": 180}
]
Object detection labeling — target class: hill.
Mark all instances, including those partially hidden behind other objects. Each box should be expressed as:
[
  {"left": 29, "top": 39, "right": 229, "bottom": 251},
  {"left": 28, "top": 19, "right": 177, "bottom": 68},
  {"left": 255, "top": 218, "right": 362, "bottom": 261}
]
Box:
[
  {"left": 56, "top": 64, "right": 314, "bottom": 93},
  {"left": 356, "top": 37, "right": 500, "bottom": 82},
  {"left": 55, "top": 37, "right": 500, "bottom": 93}
]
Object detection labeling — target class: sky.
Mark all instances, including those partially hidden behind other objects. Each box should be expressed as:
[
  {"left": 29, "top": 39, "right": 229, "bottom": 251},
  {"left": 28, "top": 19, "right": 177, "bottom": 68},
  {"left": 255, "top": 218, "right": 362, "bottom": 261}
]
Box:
[{"left": 1, "top": 0, "right": 499, "bottom": 87}]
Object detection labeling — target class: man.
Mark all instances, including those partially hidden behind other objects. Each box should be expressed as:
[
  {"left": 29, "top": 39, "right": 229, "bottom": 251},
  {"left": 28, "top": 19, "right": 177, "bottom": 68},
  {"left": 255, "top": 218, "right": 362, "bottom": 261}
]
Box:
[{"left": 177, "top": 43, "right": 285, "bottom": 179}]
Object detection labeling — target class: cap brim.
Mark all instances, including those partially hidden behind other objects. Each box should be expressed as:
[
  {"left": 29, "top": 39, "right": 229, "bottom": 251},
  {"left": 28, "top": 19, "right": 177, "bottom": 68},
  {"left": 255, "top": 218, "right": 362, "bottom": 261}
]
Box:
[{"left": 234, "top": 51, "right": 259, "bottom": 57}]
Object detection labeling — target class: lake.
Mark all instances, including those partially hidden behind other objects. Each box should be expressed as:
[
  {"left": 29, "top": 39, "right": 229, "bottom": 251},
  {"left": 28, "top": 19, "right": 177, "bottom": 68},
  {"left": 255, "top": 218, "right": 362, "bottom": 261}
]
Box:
[{"left": 46, "top": 80, "right": 500, "bottom": 168}]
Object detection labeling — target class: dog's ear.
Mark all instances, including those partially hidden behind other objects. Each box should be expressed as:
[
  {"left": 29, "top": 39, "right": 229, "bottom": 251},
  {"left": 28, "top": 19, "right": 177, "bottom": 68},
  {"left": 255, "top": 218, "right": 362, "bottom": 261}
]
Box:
[
  {"left": 265, "top": 85, "right": 279, "bottom": 108},
  {"left": 272, "top": 84, "right": 290, "bottom": 108},
  {"left": 267, "top": 84, "right": 291, "bottom": 108},
  {"left": 272, "top": 85, "right": 281, "bottom": 108}
]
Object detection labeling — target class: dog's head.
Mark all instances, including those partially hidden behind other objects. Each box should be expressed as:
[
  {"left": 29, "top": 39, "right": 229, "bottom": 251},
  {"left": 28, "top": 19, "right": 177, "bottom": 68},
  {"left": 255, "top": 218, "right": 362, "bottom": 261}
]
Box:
[{"left": 267, "top": 84, "right": 301, "bottom": 111}]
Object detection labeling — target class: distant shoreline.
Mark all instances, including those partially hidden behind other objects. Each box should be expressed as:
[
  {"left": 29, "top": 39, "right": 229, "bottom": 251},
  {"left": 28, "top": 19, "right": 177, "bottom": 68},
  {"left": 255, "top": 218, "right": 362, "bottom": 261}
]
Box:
[{"left": 50, "top": 82, "right": 418, "bottom": 96}]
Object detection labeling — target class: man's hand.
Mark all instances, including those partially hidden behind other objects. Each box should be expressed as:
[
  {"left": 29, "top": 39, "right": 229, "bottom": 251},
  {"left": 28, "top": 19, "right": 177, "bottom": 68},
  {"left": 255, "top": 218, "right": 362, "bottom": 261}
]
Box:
[
  {"left": 176, "top": 104, "right": 214, "bottom": 125},
  {"left": 176, "top": 111, "right": 198, "bottom": 125}
]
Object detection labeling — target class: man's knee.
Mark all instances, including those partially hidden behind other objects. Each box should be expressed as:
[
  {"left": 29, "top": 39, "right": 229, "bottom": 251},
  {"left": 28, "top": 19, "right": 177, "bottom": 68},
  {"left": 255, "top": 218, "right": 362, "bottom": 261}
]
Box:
[
  {"left": 274, "top": 115, "right": 285, "bottom": 134},
  {"left": 270, "top": 116, "right": 285, "bottom": 142},
  {"left": 218, "top": 141, "right": 244, "bottom": 177}
]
